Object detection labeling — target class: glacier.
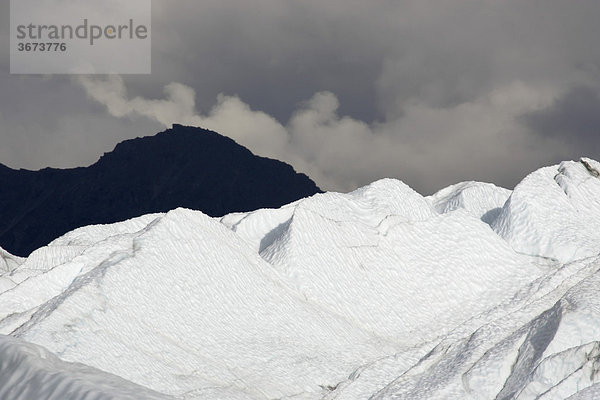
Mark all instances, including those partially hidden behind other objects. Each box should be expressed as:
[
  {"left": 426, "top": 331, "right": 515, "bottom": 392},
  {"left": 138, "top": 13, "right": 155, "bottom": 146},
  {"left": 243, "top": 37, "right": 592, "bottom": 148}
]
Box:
[{"left": 1, "top": 158, "right": 600, "bottom": 399}]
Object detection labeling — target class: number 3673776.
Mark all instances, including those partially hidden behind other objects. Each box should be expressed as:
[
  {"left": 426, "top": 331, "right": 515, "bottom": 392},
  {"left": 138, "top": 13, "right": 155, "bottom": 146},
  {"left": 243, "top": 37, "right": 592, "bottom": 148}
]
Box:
[{"left": 17, "top": 42, "right": 67, "bottom": 52}]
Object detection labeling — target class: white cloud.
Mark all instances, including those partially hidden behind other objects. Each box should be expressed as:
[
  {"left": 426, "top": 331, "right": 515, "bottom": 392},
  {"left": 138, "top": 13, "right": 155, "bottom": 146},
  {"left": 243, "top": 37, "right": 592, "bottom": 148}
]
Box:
[{"left": 77, "top": 76, "right": 200, "bottom": 126}]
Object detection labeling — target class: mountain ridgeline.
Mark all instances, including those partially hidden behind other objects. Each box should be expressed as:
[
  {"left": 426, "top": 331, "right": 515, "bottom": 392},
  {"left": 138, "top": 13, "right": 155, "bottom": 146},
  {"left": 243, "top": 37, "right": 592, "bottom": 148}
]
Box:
[{"left": 0, "top": 125, "right": 321, "bottom": 256}]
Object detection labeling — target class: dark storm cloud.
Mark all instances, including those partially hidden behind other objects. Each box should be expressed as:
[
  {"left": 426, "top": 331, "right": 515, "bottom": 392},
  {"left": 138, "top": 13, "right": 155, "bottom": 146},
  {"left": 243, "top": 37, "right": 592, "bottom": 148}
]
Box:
[
  {"left": 0, "top": 0, "right": 161, "bottom": 169},
  {"left": 2, "top": 0, "right": 600, "bottom": 194},
  {"left": 144, "top": 0, "right": 600, "bottom": 121},
  {"left": 146, "top": 0, "right": 394, "bottom": 122},
  {"left": 521, "top": 86, "right": 600, "bottom": 150},
  {"left": 0, "top": 71, "right": 161, "bottom": 169}
]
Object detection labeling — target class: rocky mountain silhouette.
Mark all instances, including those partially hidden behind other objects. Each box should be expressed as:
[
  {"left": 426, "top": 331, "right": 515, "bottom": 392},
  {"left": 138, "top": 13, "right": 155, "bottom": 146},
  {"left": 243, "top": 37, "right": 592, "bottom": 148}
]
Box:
[{"left": 0, "top": 124, "right": 321, "bottom": 256}]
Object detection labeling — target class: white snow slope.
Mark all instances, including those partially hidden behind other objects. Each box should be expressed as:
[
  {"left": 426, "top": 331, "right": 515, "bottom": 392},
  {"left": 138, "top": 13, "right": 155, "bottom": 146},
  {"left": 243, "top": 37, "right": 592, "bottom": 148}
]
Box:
[{"left": 1, "top": 157, "right": 600, "bottom": 400}]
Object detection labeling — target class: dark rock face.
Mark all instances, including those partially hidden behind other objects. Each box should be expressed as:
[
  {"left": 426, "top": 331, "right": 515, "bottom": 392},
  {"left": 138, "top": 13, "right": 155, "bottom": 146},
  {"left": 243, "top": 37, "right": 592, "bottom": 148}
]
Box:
[{"left": 0, "top": 125, "right": 321, "bottom": 256}]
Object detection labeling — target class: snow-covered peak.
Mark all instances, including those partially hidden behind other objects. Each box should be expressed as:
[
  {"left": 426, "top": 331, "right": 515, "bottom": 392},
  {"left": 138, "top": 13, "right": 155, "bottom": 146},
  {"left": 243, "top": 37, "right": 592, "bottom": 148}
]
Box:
[
  {"left": 493, "top": 158, "right": 600, "bottom": 263},
  {"left": 221, "top": 177, "right": 436, "bottom": 254},
  {"left": 1, "top": 158, "right": 600, "bottom": 399},
  {"left": 428, "top": 181, "right": 511, "bottom": 223},
  {"left": 554, "top": 158, "right": 600, "bottom": 225}
]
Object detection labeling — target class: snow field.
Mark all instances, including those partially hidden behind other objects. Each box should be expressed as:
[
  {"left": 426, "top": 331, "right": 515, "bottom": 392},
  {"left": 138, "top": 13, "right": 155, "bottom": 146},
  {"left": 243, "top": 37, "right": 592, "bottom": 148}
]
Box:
[{"left": 1, "top": 158, "right": 600, "bottom": 399}]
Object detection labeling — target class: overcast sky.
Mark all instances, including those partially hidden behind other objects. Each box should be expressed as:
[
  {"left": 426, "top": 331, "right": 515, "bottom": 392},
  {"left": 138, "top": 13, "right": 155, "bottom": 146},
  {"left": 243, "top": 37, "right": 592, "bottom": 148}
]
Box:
[{"left": 1, "top": 0, "right": 600, "bottom": 194}]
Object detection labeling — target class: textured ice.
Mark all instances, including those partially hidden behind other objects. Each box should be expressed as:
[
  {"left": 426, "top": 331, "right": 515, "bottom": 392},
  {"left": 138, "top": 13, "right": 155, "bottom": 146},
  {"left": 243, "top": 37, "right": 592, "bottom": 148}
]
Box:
[
  {"left": 493, "top": 158, "right": 600, "bottom": 263},
  {"left": 428, "top": 181, "right": 511, "bottom": 224},
  {"left": 1, "top": 159, "right": 600, "bottom": 399},
  {"left": 0, "top": 335, "right": 169, "bottom": 400}
]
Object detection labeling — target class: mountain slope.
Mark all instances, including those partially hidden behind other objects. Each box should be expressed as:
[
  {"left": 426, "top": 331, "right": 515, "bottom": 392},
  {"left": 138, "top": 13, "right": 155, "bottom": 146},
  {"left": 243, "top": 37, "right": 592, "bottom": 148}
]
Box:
[
  {"left": 1, "top": 158, "right": 600, "bottom": 399},
  {"left": 0, "top": 124, "right": 321, "bottom": 256}
]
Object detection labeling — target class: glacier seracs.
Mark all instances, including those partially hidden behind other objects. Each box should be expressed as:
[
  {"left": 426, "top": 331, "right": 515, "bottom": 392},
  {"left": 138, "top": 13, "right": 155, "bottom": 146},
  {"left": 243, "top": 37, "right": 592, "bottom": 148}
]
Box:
[{"left": 1, "top": 158, "right": 600, "bottom": 399}]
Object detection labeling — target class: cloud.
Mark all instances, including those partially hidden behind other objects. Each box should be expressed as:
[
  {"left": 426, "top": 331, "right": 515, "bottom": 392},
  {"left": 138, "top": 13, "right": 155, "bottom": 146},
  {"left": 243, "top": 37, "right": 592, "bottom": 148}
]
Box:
[
  {"left": 77, "top": 76, "right": 200, "bottom": 126},
  {"left": 520, "top": 86, "right": 600, "bottom": 148},
  {"left": 148, "top": 0, "right": 600, "bottom": 123}
]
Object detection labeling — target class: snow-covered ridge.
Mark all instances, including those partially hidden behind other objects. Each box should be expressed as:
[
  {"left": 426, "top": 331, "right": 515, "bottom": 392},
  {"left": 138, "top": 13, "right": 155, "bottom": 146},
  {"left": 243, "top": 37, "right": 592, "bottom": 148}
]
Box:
[
  {"left": 492, "top": 157, "right": 600, "bottom": 263},
  {"left": 1, "top": 158, "right": 600, "bottom": 399}
]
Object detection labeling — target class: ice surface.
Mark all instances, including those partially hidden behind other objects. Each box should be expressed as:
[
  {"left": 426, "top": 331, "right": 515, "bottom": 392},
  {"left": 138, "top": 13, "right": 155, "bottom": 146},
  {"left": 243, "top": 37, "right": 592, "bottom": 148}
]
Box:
[
  {"left": 0, "top": 247, "right": 25, "bottom": 292},
  {"left": 493, "top": 158, "right": 600, "bottom": 263},
  {"left": 0, "top": 335, "right": 170, "bottom": 400},
  {"left": 428, "top": 181, "right": 511, "bottom": 224},
  {"left": 1, "top": 159, "right": 600, "bottom": 399}
]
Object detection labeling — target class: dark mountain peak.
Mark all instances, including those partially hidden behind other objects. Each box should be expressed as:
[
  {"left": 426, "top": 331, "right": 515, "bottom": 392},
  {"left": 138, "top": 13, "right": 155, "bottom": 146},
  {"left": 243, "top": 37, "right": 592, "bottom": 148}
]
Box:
[
  {"left": 0, "top": 126, "right": 321, "bottom": 256},
  {"left": 96, "top": 125, "right": 249, "bottom": 166}
]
